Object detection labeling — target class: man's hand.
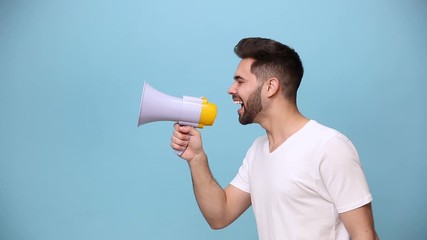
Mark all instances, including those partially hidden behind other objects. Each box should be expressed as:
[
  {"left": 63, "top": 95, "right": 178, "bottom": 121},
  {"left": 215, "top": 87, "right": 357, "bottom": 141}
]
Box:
[{"left": 171, "top": 123, "right": 204, "bottom": 162}]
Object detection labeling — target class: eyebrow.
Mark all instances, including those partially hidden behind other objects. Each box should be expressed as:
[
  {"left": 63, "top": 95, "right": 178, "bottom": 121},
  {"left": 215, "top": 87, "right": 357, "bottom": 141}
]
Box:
[{"left": 233, "top": 75, "right": 245, "bottom": 81}]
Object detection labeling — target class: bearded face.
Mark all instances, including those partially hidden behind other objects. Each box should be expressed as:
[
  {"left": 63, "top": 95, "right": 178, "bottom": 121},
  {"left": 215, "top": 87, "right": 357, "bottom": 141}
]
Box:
[{"left": 238, "top": 83, "right": 263, "bottom": 125}]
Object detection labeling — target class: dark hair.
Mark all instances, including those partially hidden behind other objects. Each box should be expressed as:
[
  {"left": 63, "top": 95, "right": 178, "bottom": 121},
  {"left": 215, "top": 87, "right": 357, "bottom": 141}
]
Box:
[{"left": 234, "top": 37, "right": 304, "bottom": 102}]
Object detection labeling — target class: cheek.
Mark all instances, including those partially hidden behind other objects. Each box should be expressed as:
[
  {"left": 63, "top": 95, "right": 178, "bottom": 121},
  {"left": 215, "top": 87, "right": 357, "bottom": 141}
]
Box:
[{"left": 240, "top": 86, "right": 252, "bottom": 97}]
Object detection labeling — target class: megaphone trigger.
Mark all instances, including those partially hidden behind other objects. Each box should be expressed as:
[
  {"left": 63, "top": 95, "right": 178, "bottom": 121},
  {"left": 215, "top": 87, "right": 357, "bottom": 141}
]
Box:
[{"left": 175, "top": 149, "right": 185, "bottom": 156}]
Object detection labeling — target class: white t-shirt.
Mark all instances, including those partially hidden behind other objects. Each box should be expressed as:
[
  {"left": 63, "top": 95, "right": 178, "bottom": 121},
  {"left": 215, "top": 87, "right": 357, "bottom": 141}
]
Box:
[{"left": 230, "top": 120, "right": 372, "bottom": 240}]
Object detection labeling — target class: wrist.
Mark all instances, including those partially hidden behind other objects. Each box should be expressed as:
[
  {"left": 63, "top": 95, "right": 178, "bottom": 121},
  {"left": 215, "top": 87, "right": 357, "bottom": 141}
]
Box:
[{"left": 188, "top": 152, "right": 208, "bottom": 167}]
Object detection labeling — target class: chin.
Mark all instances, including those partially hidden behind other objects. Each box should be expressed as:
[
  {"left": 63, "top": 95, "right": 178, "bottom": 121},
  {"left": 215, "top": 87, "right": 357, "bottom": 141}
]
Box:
[{"left": 238, "top": 116, "right": 254, "bottom": 125}]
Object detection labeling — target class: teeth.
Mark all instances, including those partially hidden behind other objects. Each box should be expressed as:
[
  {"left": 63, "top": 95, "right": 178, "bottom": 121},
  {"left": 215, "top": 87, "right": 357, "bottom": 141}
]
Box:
[{"left": 234, "top": 101, "right": 243, "bottom": 105}]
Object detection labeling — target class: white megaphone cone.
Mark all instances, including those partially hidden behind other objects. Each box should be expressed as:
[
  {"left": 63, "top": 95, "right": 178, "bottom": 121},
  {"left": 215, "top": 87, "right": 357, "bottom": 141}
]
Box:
[{"left": 137, "top": 82, "right": 217, "bottom": 155}]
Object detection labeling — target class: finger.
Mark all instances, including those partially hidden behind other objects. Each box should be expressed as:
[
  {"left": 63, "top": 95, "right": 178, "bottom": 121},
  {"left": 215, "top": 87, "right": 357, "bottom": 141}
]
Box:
[
  {"left": 170, "top": 137, "right": 188, "bottom": 151},
  {"left": 172, "top": 129, "right": 191, "bottom": 141},
  {"left": 174, "top": 123, "right": 192, "bottom": 134},
  {"left": 171, "top": 128, "right": 190, "bottom": 145},
  {"left": 171, "top": 142, "right": 187, "bottom": 151},
  {"left": 171, "top": 134, "right": 189, "bottom": 146},
  {"left": 186, "top": 126, "right": 200, "bottom": 137}
]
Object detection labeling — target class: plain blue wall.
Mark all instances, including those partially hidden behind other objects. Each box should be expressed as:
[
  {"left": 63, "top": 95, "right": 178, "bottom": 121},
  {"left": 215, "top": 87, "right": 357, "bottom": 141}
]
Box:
[{"left": 1, "top": 0, "right": 426, "bottom": 239}]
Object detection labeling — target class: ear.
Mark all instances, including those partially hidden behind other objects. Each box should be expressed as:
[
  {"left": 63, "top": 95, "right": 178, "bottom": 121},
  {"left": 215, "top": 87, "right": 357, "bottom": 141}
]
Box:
[{"left": 265, "top": 78, "right": 280, "bottom": 97}]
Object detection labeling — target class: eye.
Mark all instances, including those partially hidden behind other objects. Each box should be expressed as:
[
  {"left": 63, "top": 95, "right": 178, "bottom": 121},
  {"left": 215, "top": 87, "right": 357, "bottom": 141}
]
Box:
[
  {"left": 236, "top": 79, "right": 244, "bottom": 84},
  {"left": 233, "top": 76, "right": 245, "bottom": 85}
]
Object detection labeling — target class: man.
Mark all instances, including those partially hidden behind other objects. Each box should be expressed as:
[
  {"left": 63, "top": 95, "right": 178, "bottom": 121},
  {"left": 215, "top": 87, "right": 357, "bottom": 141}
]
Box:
[{"left": 171, "top": 37, "right": 378, "bottom": 240}]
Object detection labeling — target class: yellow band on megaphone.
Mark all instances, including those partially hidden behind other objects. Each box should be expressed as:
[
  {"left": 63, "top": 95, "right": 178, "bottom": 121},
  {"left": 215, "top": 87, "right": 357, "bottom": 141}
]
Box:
[{"left": 198, "top": 97, "right": 217, "bottom": 128}]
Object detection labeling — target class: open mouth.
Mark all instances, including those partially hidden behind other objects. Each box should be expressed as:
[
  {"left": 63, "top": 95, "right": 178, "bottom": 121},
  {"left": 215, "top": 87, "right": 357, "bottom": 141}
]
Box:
[{"left": 234, "top": 100, "right": 244, "bottom": 113}]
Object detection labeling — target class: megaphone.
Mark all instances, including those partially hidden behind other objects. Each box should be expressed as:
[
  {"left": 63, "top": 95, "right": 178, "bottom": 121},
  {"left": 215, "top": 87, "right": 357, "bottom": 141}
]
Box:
[{"left": 137, "top": 82, "right": 217, "bottom": 128}]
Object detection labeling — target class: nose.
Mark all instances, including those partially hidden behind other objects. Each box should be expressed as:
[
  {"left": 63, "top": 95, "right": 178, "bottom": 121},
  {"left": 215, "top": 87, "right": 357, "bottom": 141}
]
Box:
[{"left": 227, "top": 82, "right": 237, "bottom": 95}]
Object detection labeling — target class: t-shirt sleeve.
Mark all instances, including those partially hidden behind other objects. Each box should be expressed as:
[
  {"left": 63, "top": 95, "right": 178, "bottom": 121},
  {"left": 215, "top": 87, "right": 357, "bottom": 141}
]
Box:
[
  {"left": 230, "top": 157, "right": 250, "bottom": 193},
  {"left": 230, "top": 150, "right": 251, "bottom": 193},
  {"left": 319, "top": 134, "right": 373, "bottom": 213}
]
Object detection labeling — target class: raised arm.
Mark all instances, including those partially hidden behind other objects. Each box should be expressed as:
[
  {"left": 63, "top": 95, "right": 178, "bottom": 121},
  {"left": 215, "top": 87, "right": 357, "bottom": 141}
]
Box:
[{"left": 171, "top": 124, "right": 251, "bottom": 229}]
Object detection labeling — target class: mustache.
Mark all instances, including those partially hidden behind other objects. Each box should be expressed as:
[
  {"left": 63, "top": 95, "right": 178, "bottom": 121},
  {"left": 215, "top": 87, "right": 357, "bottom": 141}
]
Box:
[{"left": 232, "top": 94, "right": 242, "bottom": 101}]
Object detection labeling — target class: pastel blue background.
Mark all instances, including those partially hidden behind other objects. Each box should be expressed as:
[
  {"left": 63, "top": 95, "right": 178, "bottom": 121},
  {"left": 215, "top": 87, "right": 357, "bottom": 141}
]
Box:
[{"left": 1, "top": 0, "right": 426, "bottom": 239}]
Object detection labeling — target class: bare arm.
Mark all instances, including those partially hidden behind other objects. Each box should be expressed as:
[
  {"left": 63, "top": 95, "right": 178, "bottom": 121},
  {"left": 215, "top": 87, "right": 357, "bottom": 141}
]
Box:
[
  {"left": 339, "top": 203, "right": 379, "bottom": 240},
  {"left": 171, "top": 124, "right": 251, "bottom": 229}
]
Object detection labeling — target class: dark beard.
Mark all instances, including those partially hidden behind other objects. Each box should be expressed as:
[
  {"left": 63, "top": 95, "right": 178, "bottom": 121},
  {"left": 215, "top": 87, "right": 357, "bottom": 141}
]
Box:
[{"left": 239, "top": 84, "right": 263, "bottom": 125}]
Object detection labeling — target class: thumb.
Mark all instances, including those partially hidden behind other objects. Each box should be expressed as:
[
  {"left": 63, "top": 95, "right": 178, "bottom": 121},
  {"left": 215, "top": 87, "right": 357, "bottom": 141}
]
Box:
[{"left": 178, "top": 125, "right": 199, "bottom": 135}]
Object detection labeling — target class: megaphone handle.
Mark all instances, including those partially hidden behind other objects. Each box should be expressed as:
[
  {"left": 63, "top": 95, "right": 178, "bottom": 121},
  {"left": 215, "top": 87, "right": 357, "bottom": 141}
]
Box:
[
  {"left": 175, "top": 149, "right": 185, "bottom": 156},
  {"left": 174, "top": 121, "right": 198, "bottom": 156}
]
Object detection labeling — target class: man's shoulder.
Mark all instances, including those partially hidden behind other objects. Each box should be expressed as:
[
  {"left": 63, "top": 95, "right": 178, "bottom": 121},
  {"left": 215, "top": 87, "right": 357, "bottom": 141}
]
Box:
[
  {"left": 308, "top": 120, "right": 344, "bottom": 139},
  {"left": 309, "top": 120, "right": 356, "bottom": 152},
  {"left": 301, "top": 120, "right": 355, "bottom": 149}
]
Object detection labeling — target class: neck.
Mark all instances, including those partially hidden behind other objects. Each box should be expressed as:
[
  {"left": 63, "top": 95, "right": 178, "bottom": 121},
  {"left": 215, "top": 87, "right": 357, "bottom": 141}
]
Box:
[{"left": 258, "top": 104, "right": 309, "bottom": 152}]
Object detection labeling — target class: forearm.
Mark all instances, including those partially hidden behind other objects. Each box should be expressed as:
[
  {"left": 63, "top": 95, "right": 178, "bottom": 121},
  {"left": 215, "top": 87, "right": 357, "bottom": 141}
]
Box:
[
  {"left": 350, "top": 233, "right": 379, "bottom": 240},
  {"left": 188, "top": 153, "right": 229, "bottom": 229}
]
